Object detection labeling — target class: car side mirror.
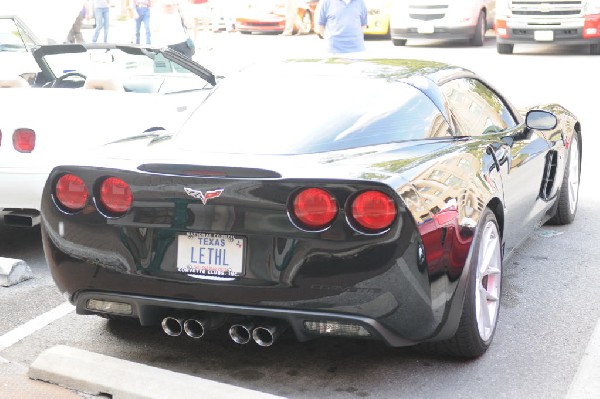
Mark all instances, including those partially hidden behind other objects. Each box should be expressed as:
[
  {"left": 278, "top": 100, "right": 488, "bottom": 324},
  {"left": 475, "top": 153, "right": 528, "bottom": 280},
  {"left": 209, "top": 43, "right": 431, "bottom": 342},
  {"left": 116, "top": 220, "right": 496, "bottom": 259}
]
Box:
[{"left": 525, "top": 110, "right": 557, "bottom": 131}]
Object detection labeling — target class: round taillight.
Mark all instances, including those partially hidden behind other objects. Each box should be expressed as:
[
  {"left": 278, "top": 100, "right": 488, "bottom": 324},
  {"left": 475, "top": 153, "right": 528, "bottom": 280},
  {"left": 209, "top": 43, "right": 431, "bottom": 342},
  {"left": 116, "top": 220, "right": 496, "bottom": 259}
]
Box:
[
  {"left": 55, "top": 174, "right": 88, "bottom": 212},
  {"left": 350, "top": 190, "right": 397, "bottom": 232},
  {"left": 291, "top": 188, "right": 337, "bottom": 230},
  {"left": 13, "top": 128, "right": 36, "bottom": 153},
  {"left": 99, "top": 177, "right": 132, "bottom": 216}
]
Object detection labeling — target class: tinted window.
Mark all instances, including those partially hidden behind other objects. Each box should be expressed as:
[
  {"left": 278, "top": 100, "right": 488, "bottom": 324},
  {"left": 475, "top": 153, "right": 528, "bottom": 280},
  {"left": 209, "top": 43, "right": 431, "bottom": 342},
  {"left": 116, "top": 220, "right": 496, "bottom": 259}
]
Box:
[
  {"left": 175, "top": 75, "right": 450, "bottom": 155},
  {"left": 442, "top": 78, "right": 516, "bottom": 136}
]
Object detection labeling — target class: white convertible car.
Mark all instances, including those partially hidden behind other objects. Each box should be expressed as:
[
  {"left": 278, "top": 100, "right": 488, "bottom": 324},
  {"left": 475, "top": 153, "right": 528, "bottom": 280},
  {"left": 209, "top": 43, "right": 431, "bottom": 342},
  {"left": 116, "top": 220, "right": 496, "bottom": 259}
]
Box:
[{"left": 0, "top": 43, "right": 218, "bottom": 227}]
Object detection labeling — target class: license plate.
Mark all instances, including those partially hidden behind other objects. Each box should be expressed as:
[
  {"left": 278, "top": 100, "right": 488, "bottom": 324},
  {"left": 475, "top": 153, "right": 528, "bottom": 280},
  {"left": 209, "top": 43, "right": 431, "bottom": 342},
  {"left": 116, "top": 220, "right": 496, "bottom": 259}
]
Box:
[
  {"left": 417, "top": 23, "right": 435, "bottom": 34},
  {"left": 534, "top": 30, "right": 554, "bottom": 41},
  {"left": 177, "top": 232, "right": 245, "bottom": 277}
]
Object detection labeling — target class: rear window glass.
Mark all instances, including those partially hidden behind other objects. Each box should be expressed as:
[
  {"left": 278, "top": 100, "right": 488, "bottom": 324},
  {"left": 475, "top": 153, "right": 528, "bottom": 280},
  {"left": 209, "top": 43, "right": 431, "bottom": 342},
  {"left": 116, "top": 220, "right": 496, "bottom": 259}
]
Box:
[{"left": 175, "top": 74, "right": 449, "bottom": 155}]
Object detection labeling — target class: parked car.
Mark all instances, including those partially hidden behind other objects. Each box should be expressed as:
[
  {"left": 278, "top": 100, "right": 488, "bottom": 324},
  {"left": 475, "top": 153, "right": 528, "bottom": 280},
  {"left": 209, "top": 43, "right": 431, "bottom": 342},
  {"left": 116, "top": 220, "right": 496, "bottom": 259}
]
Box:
[
  {"left": 40, "top": 57, "right": 581, "bottom": 358},
  {"left": 235, "top": 0, "right": 319, "bottom": 34},
  {"left": 390, "top": 0, "right": 495, "bottom": 46},
  {"left": 494, "top": 0, "right": 600, "bottom": 54},
  {"left": 364, "top": 0, "right": 392, "bottom": 37},
  {"left": 0, "top": 43, "right": 217, "bottom": 227}
]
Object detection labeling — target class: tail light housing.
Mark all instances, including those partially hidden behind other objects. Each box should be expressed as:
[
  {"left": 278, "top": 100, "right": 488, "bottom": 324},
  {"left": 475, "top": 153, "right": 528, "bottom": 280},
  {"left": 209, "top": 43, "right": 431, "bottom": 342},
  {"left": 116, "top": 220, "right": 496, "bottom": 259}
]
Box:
[
  {"left": 13, "top": 128, "right": 36, "bottom": 153},
  {"left": 290, "top": 187, "right": 338, "bottom": 230},
  {"left": 495, "top": 19, "right": 508, "bottom": 39},
  {"left": 349, "top": 190, "right": 397, "bottom": 233},
  {"left": 583, "top": 15, "right": 600, "bottom": 39},
  {"left": 55, "top": 174, "right": 88, "bottom": 212},
  {"left": 98, "top": 177, "right": 132, "bottom": 216}
]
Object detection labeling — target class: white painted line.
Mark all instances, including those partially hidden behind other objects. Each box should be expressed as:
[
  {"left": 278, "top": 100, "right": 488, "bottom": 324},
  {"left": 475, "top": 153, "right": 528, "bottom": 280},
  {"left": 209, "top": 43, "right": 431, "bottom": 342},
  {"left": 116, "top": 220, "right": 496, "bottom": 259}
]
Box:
[
  {"left": 566, "top": 318, "right": 600, "bottom": 399},
  {"left": 0, "top": 302, "right": 74, "bottom": 351},
  {"left": 29, "top": 345, "right": 287, "bottom": 399}
]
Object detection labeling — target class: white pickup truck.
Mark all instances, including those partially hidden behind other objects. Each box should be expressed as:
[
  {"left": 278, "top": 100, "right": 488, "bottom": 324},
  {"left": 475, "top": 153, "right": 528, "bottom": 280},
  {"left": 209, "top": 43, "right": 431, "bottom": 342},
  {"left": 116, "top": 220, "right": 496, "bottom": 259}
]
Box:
[{"left": 494, "top": 0, "right": 600, "bottom": 54}]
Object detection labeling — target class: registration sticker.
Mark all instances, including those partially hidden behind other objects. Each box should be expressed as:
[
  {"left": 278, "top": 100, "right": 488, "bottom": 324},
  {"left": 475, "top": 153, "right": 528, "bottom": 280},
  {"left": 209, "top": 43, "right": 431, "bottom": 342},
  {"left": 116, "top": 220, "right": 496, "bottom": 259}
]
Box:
[
  {"left": 534, "top": 30, "right": 554, "bottom": 41},
  {"left": 177, "top": 232, "right": 245, "bottom": 277}
]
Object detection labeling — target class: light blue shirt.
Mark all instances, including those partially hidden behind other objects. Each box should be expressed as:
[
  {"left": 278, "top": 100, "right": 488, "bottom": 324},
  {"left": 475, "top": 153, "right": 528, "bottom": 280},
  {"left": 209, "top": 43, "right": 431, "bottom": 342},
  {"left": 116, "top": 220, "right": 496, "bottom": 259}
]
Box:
[{"left": 317, "top": 0, "right": 368, "bottom": 54}]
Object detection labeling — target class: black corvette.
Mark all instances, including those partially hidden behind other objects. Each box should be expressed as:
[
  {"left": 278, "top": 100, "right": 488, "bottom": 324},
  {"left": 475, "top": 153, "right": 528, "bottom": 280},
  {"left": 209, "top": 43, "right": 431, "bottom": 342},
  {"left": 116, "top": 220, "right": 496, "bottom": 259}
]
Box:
[{"left": 40, "top": 58, "right": 581, "bottom": 358}]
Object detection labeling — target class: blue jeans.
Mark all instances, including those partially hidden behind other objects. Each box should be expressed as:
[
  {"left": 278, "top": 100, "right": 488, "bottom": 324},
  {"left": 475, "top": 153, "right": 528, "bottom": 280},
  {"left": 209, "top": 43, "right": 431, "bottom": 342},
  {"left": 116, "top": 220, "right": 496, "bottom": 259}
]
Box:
[
  {"left": 92, "top": 7, "right": 109, "bottom": 43},
  {"left": 135, "top": 7, "right": 151, "bottom": 44}
]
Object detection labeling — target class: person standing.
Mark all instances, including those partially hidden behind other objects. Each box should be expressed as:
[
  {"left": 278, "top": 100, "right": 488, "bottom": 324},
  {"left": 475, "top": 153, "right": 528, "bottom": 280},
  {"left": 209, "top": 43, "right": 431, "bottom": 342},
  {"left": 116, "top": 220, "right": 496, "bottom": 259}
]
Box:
[
  {"left": 282, "top": 0, "right": 307, "bottom": 36},
  {"left": 92, "top": 0, "right": 111, "bottom": 43},
  {"left": 131, "top": 0, "right": 152, "bottom": 44},
  {"left": 66, "top": 4, "right": 86, "bottom": 43},
  {"left": 316, "top": 0, "right": 368, "bottom": 54},
  {"left": 153, "top": 0, "right": 194, "bottom": 58}
]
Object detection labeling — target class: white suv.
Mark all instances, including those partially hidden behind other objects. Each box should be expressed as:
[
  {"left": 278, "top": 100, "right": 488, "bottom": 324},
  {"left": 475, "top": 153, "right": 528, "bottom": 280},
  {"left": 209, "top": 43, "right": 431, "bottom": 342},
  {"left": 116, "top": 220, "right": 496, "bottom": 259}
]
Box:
[{"left": 390, "top": 0, "right": 495, "bottom": 46}]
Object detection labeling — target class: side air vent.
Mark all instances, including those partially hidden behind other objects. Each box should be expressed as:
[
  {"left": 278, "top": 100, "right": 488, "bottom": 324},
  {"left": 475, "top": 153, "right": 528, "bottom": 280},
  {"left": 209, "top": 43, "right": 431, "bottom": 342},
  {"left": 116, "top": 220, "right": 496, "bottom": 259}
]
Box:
[
  {"left": 138, "top": 164, "right": 282, "bottom": 178},
  {"left": 540, "top": 151, "right": 558, "bottom": 200}
]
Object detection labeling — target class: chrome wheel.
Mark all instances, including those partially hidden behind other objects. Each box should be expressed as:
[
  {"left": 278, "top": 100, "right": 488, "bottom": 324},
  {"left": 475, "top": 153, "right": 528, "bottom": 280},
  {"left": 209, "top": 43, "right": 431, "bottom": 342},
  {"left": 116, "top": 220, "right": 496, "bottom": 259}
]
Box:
[
  {"left": 475, "top": 220, "right": 502, "bottom": 341},
  {"left": 567, "top": 136, "right": 580, "bottom": 215}
]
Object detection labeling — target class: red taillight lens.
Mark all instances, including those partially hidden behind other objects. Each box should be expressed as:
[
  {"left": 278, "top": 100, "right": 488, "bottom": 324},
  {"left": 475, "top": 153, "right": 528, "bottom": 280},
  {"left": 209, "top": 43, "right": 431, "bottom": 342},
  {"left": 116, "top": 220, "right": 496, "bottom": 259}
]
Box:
[
  {"left": 495, "top": 19, "right": 508, "bottom": 39},
  {"left": 55, "top": 174, "right": 88, "bottom": 212},
  {"left": 350, "top": 190, "right": 397, "bottom": 232},
  {"left": 99, "top": 177, "right": 132, "bottom": 216},
  {"left": 583, "top": 15, "right": 600, "bottom": 38},
  {"left": 291, "top": 188, "right": 337, "bottom": 230},
  {"left": 13, "top": 128, "right": 35, "bottom": 153}
]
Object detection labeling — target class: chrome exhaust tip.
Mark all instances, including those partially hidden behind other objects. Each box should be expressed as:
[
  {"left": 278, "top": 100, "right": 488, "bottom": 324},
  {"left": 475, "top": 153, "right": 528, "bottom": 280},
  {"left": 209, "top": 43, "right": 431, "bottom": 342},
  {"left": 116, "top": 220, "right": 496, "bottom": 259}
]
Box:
[
  {"left": 161, "top": 316, "right": 184, "bottom": 337},
  {"left": 183, "top": 318, "right": 207, "bottom": 339},
  {"left": 252, "top": 324, "right": 282, "bottom": 347},
  {"left": 229, "top": 322, "right": 255, "bottom": 345}
]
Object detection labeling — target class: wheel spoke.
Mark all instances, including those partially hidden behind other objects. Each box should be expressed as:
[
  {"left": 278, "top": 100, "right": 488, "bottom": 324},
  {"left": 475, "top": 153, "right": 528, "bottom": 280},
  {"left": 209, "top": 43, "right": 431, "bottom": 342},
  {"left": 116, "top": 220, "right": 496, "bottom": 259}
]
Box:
[
  {"left": 478, "top": 285, "right": 492, "bottom": 330},
  {"left": 474, "top": 220, "right": 502, "bottom": 342}
]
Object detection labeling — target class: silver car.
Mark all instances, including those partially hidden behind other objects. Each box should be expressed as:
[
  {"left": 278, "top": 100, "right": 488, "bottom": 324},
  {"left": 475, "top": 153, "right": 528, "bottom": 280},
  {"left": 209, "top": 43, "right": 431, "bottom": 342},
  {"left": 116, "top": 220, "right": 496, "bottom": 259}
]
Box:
[{"left": 389, "top": 0, "right": 495, "bottom": 46}]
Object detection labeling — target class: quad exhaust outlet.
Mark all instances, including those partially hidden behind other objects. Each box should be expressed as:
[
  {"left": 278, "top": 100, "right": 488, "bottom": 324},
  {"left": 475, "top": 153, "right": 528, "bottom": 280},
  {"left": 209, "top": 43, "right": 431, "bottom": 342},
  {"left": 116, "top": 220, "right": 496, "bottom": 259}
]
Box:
[{"left": 161, "top": 314, "right": 286, "bottom": 346}]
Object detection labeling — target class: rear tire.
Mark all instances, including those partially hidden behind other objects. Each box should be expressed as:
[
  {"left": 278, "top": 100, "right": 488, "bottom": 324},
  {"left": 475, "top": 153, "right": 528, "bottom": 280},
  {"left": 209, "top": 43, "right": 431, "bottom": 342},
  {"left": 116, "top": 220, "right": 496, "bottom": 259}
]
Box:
[
  {"left": 497, "top": 43, "right": 514, "bottom": 54},
  {"left": 547, "top": 133, "right": 580, "bottom": 225},
  {"left": 470, "top": 12, "right": 485, "bottom": 46},
  {"left": 392, "top": 38, "right": 407, "bottom": 46},
  {"left": 418, "top": 208, "right": 502, "bottom": 358}
]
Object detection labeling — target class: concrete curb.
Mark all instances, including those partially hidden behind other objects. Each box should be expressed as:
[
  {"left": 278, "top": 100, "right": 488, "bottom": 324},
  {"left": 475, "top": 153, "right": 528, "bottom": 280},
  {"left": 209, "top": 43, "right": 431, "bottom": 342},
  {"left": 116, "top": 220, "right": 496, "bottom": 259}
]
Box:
[
  {"left": 0, "top": 257, "right": 33, "bottom": 287},
  {"left": 29, "top": 345, "right": 287, "bottom": 399}
]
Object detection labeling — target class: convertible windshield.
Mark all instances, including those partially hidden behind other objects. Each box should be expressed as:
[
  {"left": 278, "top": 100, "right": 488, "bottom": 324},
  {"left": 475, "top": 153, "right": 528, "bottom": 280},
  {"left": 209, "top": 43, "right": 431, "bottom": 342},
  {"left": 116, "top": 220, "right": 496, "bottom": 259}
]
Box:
[
  {"left": 40, "top": 46, "right": 210, "bottom": 93},
  {"left": 175, "top": 72, "right": 450, "bottom": 154}
]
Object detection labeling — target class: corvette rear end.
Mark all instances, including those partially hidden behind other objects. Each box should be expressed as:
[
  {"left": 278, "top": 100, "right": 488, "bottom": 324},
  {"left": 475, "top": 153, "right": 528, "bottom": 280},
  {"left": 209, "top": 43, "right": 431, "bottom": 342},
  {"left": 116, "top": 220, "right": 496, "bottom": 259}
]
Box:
[{"left": 41, "top": 154, "right": 467, "bottom": 348}]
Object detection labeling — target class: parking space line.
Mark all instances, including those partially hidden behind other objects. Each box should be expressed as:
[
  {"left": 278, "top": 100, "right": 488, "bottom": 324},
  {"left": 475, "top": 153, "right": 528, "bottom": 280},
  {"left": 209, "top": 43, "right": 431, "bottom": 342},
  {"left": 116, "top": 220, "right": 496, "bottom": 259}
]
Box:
[
  {"left": 566, "top": 318, "right": 600, "bottom": 399},
  {"left": 0, "top": 302, "right": 74, "bottom": 352}
]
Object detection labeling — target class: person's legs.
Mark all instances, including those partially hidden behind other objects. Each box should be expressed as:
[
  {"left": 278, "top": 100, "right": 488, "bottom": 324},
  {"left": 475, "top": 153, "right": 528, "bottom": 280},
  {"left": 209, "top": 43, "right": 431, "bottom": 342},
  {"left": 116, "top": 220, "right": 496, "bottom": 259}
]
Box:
[
  {"left": 142, "top": 8, "right": 151, "bottom": 44},
  {"left": 92, "top": 7, "right": 103, "bottom": 42},
  {"left": 282, "top": 0, "right": 298, "bottom": 35},
  {"left": 101, "top": 8, "right": 109, "bottom": 42},
  {"left": 135, "top": 11, "right": 142, "bottom": 44}
]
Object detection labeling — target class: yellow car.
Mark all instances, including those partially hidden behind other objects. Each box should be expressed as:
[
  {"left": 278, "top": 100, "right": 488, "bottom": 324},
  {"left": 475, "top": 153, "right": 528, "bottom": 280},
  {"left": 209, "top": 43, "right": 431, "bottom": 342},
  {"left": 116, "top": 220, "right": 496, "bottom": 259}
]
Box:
[{"left": 364, "top": 0, "right": 392, "bottom": 37}]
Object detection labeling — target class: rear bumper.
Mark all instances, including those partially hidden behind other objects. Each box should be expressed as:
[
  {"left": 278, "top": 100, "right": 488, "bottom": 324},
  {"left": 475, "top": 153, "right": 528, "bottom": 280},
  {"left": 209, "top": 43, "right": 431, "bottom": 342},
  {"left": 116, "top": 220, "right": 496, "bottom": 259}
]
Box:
[
  {"left": 42, "top": 218, "right": 471, "bottom": 346},
  {"left": 496, "top": 16, "right": 600, "bottom": 45},
  {"left": 391, "top": 25, "right": 476, "bottom": 41},
  {"left": 0, "top": 167, "right": 48, "bottom": 211},
  {"left": 235, "top": 19, "right": 285, "bottom": 33},
  {"left": 74, "top": 291, "right": 419, "bottom": 347}
]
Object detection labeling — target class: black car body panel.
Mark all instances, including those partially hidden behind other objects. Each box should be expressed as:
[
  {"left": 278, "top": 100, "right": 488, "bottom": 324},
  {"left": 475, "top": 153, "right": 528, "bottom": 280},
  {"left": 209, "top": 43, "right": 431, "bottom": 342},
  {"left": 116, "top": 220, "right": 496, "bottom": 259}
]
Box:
[{"left": 40, "top": 58, "right": 581, "bottom": 352}]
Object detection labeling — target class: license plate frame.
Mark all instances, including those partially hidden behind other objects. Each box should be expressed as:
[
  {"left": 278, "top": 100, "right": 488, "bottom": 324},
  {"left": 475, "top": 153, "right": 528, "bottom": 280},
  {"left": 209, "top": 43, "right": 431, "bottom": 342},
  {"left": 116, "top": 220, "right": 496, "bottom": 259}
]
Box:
[
  {"left": 534, "top": 30, "right": 554, "bottom": 41},
  {"left": 177, "top": 232, "right": 245, "bottom": 278},
  {"left": 417, "top": 23, "right": 435, "bottom": 34}
]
